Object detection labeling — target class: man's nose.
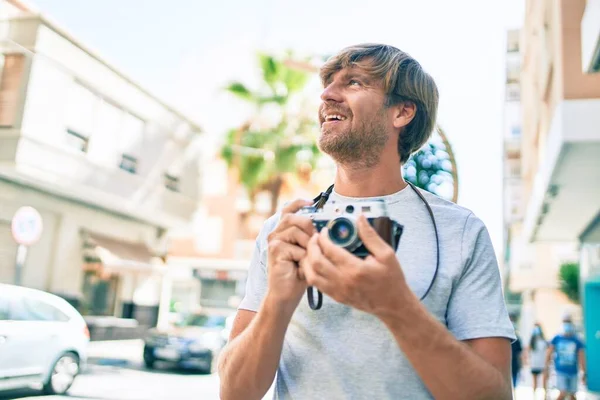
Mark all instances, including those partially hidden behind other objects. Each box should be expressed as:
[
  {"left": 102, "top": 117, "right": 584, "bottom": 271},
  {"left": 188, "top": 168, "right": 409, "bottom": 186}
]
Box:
[{"left": 320, "top": 82, "right": 343, "bottom": 103}]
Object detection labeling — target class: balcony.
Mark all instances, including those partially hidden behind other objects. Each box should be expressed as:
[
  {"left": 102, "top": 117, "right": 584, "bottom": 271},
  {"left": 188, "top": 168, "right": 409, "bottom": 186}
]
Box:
[
  {"left": 522, "top": 99, "right": 600, "bottom": 242},
  {"left": 0, "top": 133, "right": 198, "bottom": 228}
]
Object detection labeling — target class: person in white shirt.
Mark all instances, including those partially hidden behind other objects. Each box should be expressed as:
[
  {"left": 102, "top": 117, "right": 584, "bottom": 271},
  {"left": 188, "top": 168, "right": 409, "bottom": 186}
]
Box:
[{"left": 526, "top": 323, "right": 549, "bottom": 394}]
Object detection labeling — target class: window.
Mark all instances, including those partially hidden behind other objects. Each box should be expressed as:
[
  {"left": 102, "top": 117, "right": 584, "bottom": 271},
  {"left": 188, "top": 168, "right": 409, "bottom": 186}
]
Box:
[
  {"left": 511, "top": 126, "right": 521, "bottom": 138},
  {"left": 3, "top": 295, "right": 69, "bottom": 322},
  {"left": 164, "top": 173, "right": 180, "bottom": 192},
  {"left": 506, "top": 85, "right": 520, "bottom": 101},
  {"left": 0, "top": 54, "right": 25, "bottom": 127},
  {"left": 88, "top": 100, "right": 121, "bottom": 165},
  {"left": 199, "top": 279, "right": 237, "bottom": 309},
  {"left": 65, "top": 129, "right": 89, "bottom": 152},
  {"left": 507, "top": 30, "right": 520, "bottom": 53},
  {"left": 119, "top": 154, "right": 138, "bottom": 174},
  {"left": 119, "top": 113, "right": 144, "bottom": 156},
  {"left": 64, "top": 83, "right": 98, "bottom": 151}
]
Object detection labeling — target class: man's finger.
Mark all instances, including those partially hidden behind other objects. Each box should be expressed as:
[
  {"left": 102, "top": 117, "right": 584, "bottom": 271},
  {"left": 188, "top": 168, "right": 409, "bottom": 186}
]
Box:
[
  {"left": 318, "top": 227, "right": 359, "bottom": 267},
  {"left": 357, "top": 215, "right": 395, "bottom": 262},
  {"left": 273, "top": 226, "right": 312, "bottom": 248},
  {"left": 303, "top": 234, "right": 340, "bottom": 280},
  {"left": 268, "top": 240, "right": 306, "bottom": 262},
  {"left": 272, "top": 214, "right": 316, "bottom": 238}
]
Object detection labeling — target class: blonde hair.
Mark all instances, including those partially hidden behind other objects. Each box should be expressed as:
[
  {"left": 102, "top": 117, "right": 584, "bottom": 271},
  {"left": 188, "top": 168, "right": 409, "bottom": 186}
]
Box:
[{"left": 320, "top": 44, "right": 439, "bottom": 164}]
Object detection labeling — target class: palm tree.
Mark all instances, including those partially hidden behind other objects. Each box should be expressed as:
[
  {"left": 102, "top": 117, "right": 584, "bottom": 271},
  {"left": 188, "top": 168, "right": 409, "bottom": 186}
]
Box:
[{"left": 221, "top": 53, "right": 321, "bottom": 216}]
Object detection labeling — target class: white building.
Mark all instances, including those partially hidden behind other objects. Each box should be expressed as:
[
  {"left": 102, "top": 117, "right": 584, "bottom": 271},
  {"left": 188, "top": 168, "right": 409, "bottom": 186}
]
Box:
[{"left": 0, "top": 0, "right": 202, "bottom": 329}]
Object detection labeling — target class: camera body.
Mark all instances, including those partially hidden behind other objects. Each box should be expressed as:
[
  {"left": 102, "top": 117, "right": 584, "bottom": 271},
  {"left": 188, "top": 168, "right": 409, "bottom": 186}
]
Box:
[{"left": 297, "top": 199, "right": 403, "bottom": 258}]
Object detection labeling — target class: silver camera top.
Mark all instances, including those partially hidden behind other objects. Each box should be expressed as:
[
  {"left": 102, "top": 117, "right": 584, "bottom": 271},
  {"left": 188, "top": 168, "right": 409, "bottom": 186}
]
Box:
[{"left": 297, "top": 199, "right": 390, "bottom": 220}]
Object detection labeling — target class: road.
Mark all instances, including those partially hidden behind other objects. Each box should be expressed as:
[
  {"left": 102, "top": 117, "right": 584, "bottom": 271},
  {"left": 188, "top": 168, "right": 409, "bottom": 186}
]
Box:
[{"left": 0, "top": 361, "right": 222, "bottom": 400}]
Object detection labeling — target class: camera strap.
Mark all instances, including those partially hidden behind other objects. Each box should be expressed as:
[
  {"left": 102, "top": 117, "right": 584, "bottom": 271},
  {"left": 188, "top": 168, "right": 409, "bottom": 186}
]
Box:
[{"left": 306, "top": 181, "right": 440, "bottom": 311}]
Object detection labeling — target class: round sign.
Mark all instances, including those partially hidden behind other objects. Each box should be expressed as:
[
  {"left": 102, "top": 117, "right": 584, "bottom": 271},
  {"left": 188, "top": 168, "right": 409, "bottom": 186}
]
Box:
[{"left": 11, "top": 206, "right": 43, "bottom": 246}]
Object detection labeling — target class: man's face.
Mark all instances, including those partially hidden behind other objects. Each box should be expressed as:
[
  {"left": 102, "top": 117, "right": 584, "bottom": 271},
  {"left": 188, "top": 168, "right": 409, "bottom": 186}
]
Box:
[{"left": 318, "top": 64, "right": 395, "bottom": 168}]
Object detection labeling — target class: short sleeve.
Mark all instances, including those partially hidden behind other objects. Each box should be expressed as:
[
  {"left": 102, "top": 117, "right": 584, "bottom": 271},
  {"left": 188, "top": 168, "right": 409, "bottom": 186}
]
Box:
[
  {"left": 551, "top": 336, "right": 559, "bottom": 347},
  {"left": 237, "top": 215, "right": 279, "bottom": 312},
  {"left": 446, "top": 213, "right": 516, "bottom": 341},
  {"left": 577, "top": 337, "right": 586, "bottom": 350}
]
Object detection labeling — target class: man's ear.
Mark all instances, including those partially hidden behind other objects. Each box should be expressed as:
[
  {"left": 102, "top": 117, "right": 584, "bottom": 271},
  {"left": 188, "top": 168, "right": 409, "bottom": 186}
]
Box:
[{"left": 392, "top": 102, "right": 417, "bottom": 129}]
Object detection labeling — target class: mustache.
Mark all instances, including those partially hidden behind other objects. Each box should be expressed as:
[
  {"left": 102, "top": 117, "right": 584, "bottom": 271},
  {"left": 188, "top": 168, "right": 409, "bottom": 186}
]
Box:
[{"left": 318, "top": 104, "right": 352, "bottom": 120}]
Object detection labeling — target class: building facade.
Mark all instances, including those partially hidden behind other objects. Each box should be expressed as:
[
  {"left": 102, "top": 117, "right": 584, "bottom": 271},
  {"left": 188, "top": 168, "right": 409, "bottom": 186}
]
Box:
[
  {"left": 515, "top": 0, "right": 600, "bottom": 391},
  {"left": 0, "top": 0, "right": 202, "bottom": 330}
]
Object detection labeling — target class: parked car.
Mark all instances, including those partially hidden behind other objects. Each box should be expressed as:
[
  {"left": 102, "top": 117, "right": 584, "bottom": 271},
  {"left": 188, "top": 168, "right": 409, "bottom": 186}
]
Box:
[
  {"left": 143, "top": 311, "right": 233, "bottom": 373},
  {"left": 0, "top": 284, "right": 89, "bottom": 395}
]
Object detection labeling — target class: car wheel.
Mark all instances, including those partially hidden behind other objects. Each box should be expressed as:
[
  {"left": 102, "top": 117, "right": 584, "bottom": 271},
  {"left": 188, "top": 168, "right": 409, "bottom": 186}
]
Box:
[
  {"left": 42, "top": 352, "right": 80, "bottom": 395},
  {"left": 143, "top": 346, "right": 156, "bottom": 369}
]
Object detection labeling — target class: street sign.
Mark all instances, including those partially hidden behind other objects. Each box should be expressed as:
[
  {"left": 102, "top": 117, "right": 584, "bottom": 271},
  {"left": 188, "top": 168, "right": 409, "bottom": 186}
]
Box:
[{"left": 11, "top": 206, "right": 43, "bottom": 246}]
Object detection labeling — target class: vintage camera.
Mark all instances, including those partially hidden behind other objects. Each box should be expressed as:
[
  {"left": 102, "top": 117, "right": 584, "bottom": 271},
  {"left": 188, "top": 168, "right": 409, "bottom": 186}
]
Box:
[{"left": 297, "top": 200, "right": 403, "bottom": 258}]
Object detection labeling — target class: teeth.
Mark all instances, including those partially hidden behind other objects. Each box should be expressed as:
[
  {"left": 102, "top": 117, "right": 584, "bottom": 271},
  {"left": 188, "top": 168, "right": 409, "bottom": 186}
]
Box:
[{"left": 325, "top": 114, "right": 347, "bottom": 121}]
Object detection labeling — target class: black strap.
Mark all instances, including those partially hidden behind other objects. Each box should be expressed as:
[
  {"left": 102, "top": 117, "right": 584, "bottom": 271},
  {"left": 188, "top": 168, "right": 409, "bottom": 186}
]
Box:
[{"left": 306, "top": 181, "right": 440, "bottom": 310}]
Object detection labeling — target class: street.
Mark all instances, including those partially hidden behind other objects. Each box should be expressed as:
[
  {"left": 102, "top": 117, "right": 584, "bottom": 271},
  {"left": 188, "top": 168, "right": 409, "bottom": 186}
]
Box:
[
  {"left": 0, "top": 362, "right": 221, "bottom": 400},
  {"left": 0, "top": 339, "right": 275, "bottom": 400}
]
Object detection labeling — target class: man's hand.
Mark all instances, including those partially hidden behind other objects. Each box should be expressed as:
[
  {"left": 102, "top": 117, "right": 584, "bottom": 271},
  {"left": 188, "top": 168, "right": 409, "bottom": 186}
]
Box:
[
  {"left": 300, "top": 214, "right": 410, "bottom": 317},
  {"left": 266, "top": 199, "right": 315, "bottom": 311}
]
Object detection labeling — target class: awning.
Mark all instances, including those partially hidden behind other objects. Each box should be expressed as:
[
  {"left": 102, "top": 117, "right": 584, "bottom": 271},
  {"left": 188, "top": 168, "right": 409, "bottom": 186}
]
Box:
[{"left": 85, "top": 232, "right": 161, "bottom": 272}]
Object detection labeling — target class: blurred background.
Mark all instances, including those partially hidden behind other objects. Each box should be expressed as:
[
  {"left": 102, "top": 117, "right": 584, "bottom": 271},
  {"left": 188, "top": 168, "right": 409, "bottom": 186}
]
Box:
[{"left": 0, "top": 0, "right": 598, "bottom": 399}]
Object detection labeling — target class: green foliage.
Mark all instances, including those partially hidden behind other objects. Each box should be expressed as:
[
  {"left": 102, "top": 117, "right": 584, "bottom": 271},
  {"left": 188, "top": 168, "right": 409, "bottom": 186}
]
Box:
[
  {"left": 559, "top": 262, "right": 580, "bottom": 304},
  {"left": 225, "top": 82, "right": 254, "bottom": 101},
  {"left": 403, "top": 134, "right": 455, "bottom": 201},
  {"left": 221, "top": 52, "right": 320, "bottom": 211}
]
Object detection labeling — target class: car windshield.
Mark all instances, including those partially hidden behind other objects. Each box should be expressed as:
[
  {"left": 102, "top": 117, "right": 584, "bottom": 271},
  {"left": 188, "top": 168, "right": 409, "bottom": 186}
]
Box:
[{"left": 176, "top": 314, "right": 226, "bottom": 328}]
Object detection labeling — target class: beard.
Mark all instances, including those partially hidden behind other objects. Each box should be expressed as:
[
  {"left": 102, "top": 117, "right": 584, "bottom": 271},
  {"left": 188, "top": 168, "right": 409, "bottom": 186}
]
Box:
[{"left": 318, "top": 108, "right": 389, "bottom": 169}]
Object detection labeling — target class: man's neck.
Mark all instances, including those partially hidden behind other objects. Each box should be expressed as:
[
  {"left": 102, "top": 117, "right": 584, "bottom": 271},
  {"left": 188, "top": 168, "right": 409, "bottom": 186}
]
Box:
[{"left": 333, "top": 161, "right": 407, "bottom": 198}]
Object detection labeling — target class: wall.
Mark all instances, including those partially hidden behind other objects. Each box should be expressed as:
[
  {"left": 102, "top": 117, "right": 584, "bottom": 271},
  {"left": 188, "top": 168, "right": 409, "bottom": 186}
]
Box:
[
  {"left": 561, "top": 0, "right": 600, "bottom": 99},
  {"left": 0, "top": 179, "right": 159, "bottom": 296}
]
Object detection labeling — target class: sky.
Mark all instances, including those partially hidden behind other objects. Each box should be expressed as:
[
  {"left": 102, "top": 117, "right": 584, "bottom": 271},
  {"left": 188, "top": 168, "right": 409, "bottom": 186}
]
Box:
[{"left": 26, "top": 0, "right": 525, "bottom": 257}]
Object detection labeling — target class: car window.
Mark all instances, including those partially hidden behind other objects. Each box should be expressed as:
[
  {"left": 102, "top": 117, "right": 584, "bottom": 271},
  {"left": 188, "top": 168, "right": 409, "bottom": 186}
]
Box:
[
  {"left": 9, "top": 295, "right": 70, "bottom": 322},
  {"left": 177, "top": 314, "right": 226, "bottom": 328}
]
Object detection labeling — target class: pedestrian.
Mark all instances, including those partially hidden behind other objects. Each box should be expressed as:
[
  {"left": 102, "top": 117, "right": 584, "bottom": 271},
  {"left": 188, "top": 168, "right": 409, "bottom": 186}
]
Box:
[
  {"left": 546, "top": 315, "right": 586, "bottom": 400},
  {"left": 526, "top": 322, "right": 548, "bottom": 394},
  {"left": 511, "top": 327, "right": 523, "bottom": 389},
  {"left": 218, "top": 43, "right": 516, "bottom": 400}
]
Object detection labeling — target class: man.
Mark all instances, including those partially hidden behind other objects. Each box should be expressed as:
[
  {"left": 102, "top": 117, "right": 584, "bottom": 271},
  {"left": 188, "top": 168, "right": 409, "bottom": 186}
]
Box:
[
  {"left": 546, "top": 315, "right": 586, "bottom": 400},
  {"left": 218, "top": 44, "right": 515, "bottom": 399}
]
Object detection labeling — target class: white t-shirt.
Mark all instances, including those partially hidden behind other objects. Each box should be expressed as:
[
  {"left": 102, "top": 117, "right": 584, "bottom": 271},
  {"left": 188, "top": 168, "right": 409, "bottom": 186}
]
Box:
[
  {"left": 239, "top": 186, "right": 516, "bottom": 399},
  {"left": 530, "top": 338, "right": 549, "bottom": 370}
]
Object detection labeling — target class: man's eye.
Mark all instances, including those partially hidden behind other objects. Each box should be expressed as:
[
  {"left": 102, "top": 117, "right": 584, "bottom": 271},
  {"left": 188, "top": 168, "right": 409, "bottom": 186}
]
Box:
[{"left": 349, "top": 80, "right": 361, "bottom": 86}]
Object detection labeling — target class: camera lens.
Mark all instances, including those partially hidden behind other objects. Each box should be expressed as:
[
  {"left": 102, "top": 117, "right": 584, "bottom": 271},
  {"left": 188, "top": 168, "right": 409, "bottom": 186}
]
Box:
[
  {"left": 328, "top": 217, "right": 356, "bottom": 248},
  {"left": 345, "top": 205, "right": 355, "bottom": 213}
]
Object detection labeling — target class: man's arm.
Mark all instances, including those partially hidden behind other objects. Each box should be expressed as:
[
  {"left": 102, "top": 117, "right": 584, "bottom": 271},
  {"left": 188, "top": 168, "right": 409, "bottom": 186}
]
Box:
[
  {"left": 218, "top": 299, "right": 294, "bottom": 400},
  {"left": 379, "top": 293, "right": 512, "bottom": 400},
  {"left": 218, "top": 199, "right": 315, "bottom": 400},
  {"left": 545, "top": 344, "right": 555, "bottom": 369},
  {"left": 578, "top": 347, "right": 586, "bottom": 382}
]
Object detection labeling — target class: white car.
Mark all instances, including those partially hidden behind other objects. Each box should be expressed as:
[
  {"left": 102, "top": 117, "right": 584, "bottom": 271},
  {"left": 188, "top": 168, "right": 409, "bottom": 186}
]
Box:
[{"left": 0, "top": 284, "right": 89, "bottom": 395}]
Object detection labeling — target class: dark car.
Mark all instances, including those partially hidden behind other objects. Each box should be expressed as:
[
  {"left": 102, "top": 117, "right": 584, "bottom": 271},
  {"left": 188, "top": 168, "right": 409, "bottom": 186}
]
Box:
[{"left": 143, "top": 312, "right": 232, "bottom": 373}]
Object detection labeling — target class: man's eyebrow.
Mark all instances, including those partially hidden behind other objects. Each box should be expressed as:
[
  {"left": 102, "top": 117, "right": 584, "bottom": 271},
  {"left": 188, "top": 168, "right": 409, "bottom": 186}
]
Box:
[{"left": 346, "top": 71, "right": 372, "bottom": 82}]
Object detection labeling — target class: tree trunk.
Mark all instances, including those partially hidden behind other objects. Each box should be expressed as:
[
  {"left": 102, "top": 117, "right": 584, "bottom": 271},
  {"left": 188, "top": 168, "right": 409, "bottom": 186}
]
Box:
[
  {"left": 269, "top": 176, "right": 284, "bottom": 216},
  {"left": 437, "top": 125, "right": 459, "bottom": 203}
]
